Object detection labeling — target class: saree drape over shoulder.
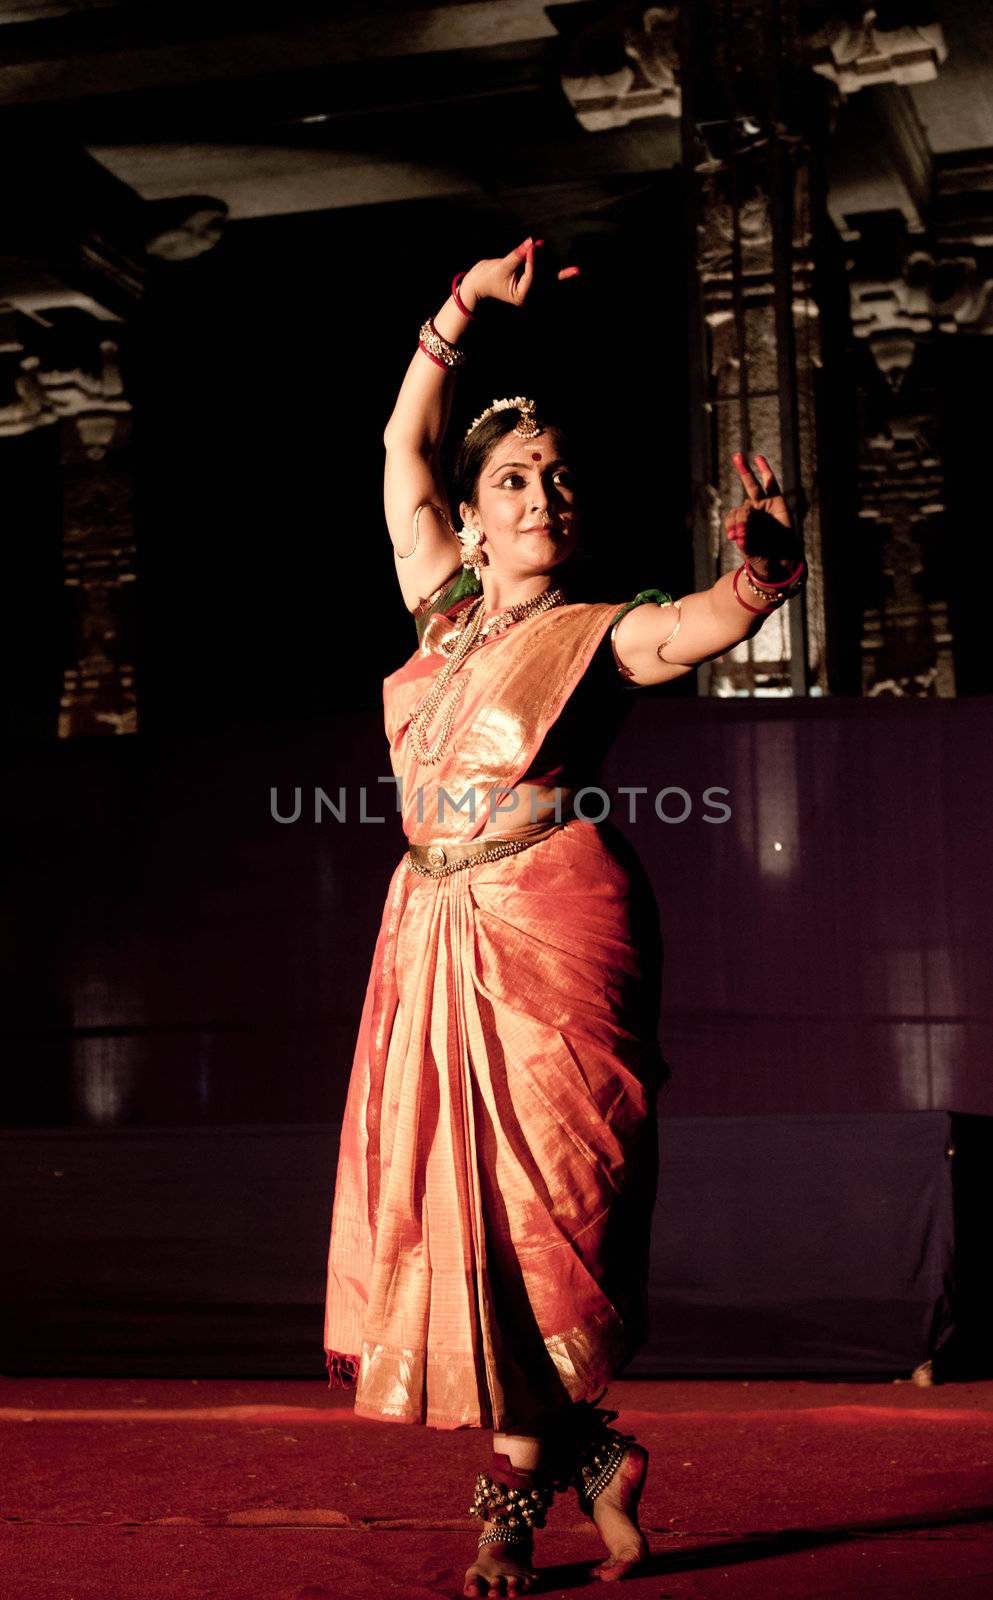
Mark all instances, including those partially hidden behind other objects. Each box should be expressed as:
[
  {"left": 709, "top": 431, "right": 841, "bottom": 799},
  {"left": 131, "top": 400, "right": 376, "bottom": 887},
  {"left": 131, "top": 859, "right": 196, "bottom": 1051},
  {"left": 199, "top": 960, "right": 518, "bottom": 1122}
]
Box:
[{"left": 324, "top": 599, "right": 667, "bottom": 1431}]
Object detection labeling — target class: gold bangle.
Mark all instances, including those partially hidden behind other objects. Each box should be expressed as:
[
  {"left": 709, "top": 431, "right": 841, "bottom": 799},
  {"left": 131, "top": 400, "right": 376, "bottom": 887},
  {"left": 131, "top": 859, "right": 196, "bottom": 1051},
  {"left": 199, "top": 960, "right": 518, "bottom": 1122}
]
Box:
[
  {"left": 418, "top": 318, "right": 466, "bottom": 369},
  {"left": 742, "top": 568, "right": 786, "bottom": 604},
  {"left": 742, "top": 559, "right": 806, "bottom": 603}
]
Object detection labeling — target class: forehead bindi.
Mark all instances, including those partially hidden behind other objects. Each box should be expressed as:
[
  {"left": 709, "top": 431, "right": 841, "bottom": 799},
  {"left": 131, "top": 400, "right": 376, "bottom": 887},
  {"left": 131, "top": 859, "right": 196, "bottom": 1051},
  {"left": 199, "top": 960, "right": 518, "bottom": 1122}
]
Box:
[{"left": 487, "top": 451, "right": 565, "bottom": 478}]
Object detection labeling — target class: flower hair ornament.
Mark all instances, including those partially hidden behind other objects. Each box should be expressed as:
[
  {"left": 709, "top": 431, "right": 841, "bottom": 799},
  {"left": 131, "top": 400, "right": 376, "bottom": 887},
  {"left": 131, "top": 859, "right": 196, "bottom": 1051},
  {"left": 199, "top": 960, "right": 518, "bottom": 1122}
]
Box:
[{"left": 463, "top": 396, "right": 541, "bottom": 442}]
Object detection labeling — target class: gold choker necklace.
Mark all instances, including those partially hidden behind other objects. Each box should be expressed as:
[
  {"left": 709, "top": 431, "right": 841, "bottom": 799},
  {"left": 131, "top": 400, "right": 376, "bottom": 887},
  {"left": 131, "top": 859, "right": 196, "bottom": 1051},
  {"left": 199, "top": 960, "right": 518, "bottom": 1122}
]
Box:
[{"left": 442, "top": 587, "right": 567, "bottom": 658}]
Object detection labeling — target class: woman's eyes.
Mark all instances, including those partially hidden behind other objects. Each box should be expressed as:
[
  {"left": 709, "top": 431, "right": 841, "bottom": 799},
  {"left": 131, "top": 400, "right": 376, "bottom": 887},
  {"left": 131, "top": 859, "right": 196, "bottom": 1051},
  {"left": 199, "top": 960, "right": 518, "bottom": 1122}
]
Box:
[{"left": 499, "top": 471, "right": 573, "bottom": 490}]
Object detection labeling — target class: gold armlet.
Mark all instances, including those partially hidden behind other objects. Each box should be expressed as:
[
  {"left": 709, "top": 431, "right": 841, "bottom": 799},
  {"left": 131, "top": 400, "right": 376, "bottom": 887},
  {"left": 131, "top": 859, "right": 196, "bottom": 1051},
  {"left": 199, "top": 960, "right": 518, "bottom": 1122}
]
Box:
[
  {"left": 609, "top": 617, "right": 636, "bottom": 682},
  {"left": 610, "top": 596, "right": 684, "bottom": 680},
  {"left": 655, "top": 598, "right": 683, "bottom": 661},
  {"left": 395, "top": 501, "right": 454, "bottom": 561}
]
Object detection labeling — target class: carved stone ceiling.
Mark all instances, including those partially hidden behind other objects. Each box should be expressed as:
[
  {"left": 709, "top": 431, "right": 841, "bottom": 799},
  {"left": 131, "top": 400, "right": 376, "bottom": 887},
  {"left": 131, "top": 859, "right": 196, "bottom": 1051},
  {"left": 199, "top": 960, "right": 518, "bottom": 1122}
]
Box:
[
  {"left": 0, "top": 0, "right": 628, "bottom": 218},
  {"left": 0, "top": 1, "right": 990, "bottom": 223}
]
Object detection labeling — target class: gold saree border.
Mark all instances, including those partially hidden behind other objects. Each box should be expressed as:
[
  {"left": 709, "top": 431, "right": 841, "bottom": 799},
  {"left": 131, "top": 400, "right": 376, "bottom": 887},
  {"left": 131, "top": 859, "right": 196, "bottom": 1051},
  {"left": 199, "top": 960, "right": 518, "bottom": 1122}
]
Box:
[{"left": 350, "top": 1307, "right": 638, "bottom": 1431}]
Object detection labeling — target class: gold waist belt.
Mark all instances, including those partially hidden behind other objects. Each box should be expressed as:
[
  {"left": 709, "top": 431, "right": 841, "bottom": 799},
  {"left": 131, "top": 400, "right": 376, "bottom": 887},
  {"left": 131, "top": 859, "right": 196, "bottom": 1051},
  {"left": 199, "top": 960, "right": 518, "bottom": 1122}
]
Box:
[{"left": 408, "top": 822, "right": 565, "bottom": 879}]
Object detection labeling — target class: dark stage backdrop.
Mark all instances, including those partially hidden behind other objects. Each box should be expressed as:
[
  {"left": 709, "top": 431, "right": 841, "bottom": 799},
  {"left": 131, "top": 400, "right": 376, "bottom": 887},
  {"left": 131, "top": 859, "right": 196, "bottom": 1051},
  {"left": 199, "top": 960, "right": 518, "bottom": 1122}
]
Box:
[
  {"left": 127, "top": 183, "right": 697, "bottom": 734},
  {"left": 4, "top": 694, "right": 991, "bottom": 1128},
  {"left": 3, "top": 693, "right": 992, "bottom": 1375}
]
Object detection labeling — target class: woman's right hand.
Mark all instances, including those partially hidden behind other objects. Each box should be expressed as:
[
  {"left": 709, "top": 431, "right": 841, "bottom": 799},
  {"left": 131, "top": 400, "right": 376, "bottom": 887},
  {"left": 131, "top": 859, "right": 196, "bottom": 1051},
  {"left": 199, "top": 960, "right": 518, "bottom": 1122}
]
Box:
[{"left": 460, "top": 239, "right": 538, "bottom": 311}]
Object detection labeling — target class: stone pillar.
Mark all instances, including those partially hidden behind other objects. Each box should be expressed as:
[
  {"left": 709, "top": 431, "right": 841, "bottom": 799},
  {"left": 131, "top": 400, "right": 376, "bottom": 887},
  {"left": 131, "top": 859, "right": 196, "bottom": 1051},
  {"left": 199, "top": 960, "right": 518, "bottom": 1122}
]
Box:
[
  {"left": 0, "top": 304, "right": 137, "bottom": 735},
  {"left": 679, "top": 0, "right": 833, "bottom": 696},
  {"left": 560, "top": 3, "right": 953, "bottom": 698},
  {"left": 59, "top": 355, "right": 138, "bottom": 737},
  {"left": 692, "top": 159, "right": 827, "bottom": 694},
  {"left": 1, "top": 152, "right": 227, "bottom": 736},
  {"left": 841, "top": 161, "right": 987, "bottom": 696},
  {"left": 807, "top": 10, "right": 954, "bottom": 696},
  {"left": 848, "top": 261, "right": 961, "bottom": 698}
]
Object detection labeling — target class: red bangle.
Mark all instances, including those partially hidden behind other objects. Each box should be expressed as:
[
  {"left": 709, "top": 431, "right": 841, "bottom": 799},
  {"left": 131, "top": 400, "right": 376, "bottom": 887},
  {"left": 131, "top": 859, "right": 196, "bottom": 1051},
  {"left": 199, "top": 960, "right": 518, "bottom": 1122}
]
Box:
[
  {"left": 451, "top": 271, "right": 476, "bottom": 320},
  {"left": 744, "top": 556, "right": 807, "bottom": 591},
  {"left": 733, "top": 564, "right": 782, "bottom": 615},
  {"left": 418, "top": 340, "right": 450, "bottom": 371}
]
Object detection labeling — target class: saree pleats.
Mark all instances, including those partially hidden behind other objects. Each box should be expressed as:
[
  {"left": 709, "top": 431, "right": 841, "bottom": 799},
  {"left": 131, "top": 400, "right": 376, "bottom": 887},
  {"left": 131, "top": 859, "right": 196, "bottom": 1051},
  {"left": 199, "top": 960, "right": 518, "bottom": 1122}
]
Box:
[{"left": 324, "top": 819, "right": 664, "bottom": 1431}]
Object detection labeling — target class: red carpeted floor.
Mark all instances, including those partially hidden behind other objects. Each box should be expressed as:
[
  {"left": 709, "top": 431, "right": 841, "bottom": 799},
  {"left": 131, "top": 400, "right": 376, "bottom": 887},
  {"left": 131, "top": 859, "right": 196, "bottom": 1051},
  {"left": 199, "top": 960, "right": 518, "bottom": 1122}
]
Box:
[{"left": 4, "top": 1376, "right": 993, "bottom": 1599}]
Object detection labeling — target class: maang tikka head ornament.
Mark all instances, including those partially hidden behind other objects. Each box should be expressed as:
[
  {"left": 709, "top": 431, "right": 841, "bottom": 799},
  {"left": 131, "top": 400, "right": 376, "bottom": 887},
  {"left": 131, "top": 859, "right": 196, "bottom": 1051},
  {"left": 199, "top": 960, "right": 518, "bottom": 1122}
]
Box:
[{"left": 463, "top": 396, "right": 541, "bottom": 442}]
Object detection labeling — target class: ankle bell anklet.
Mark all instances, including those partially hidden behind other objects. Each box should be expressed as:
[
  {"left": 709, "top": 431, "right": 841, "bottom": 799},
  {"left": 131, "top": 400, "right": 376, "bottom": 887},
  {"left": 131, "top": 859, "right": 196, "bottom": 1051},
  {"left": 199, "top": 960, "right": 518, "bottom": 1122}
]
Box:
[
  {"left": 477, "top": 1525, "right": 533, "bottom": 1550},
  {"left": 468, "top": 1447, "right": 555, "bottom": 1550},
  {"left": 468, "top": 1469, "right": 553, "bottom": 1532},
  {"left": 577, "top": 1437, "right": 628, "bottom": 1512},
  {"left": 546, "top": 1393, "right": 638, "bottom": 1514}
]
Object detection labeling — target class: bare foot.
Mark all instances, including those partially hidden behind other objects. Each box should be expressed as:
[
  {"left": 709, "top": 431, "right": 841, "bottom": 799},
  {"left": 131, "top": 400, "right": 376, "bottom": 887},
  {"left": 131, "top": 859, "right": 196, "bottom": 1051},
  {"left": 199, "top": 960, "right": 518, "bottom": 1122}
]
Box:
[
  {"left": 463, "top": 1528, "right": 537, "bottom": 1597},
  {"left": 587, "top": 1444, "right": 649, "bottom": 1581}
]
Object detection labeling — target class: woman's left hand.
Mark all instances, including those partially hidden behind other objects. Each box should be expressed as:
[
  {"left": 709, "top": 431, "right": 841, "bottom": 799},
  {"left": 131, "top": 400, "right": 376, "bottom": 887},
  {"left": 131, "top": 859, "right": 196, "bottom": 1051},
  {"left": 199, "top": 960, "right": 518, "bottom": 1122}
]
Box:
[{"left": 725, "top": 452, "right": 802, "bottom": 570}]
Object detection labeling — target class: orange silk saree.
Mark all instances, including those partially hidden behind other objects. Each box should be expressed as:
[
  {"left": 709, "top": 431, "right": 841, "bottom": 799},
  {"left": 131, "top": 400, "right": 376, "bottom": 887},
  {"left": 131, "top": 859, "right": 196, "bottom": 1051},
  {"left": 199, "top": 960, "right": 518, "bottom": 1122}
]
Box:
[{"left": 324, "top": 599, "right": 667, "bottom": 1431}]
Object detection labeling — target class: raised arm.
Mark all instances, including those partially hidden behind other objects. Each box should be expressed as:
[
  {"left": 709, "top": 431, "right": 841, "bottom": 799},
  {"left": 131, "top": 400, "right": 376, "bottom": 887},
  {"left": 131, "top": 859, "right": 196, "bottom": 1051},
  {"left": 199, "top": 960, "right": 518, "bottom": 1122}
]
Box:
[
  {"left": 383, "top": 240, "right": 539, "bottom": 613},
  {"left": 611, "top": 452, "right": 806, "bottom": 686}
]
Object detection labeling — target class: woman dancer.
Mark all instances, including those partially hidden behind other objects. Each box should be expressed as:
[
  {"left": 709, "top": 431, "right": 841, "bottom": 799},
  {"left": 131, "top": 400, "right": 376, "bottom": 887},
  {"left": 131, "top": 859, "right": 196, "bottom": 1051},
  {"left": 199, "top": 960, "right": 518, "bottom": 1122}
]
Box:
[{"left": 324, "top": 238, "right": 805, "bottom": 1596}]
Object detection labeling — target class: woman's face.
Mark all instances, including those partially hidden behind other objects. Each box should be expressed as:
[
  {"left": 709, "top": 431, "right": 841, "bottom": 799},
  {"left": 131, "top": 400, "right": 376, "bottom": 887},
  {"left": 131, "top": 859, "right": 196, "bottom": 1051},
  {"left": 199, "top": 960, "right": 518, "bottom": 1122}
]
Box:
[{"left": 460, "top": 429, "right": 580, "bottom": 579}]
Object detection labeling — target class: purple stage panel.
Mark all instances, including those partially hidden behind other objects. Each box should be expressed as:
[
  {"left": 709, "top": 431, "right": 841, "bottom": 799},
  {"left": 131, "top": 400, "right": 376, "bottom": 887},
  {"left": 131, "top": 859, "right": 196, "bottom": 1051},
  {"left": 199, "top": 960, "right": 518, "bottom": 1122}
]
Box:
[
  {"left": 602, "top": 695, "right": 993, "bottom": 1118},
  {"left": 628, "top": 1110, "right": 958, "bottom": 1377}
]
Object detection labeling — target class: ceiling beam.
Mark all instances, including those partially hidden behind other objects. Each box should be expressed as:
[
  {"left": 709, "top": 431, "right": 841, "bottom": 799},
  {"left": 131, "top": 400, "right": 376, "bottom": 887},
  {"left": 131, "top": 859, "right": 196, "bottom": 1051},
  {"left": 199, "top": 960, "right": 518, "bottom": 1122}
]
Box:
[
  {"left": 0, "top": 0, "right": 589, "bottom": 108},
  {"left": 86, "top": 119, "right": 679, "bottom": 219}
]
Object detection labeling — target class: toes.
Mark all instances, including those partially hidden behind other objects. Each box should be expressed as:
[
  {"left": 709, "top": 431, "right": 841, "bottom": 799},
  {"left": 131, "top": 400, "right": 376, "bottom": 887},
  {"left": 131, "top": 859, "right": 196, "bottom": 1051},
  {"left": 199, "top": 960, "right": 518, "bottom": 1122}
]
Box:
[{"left": 464, "top": 1556, "right": 536, "bottom": 1597}]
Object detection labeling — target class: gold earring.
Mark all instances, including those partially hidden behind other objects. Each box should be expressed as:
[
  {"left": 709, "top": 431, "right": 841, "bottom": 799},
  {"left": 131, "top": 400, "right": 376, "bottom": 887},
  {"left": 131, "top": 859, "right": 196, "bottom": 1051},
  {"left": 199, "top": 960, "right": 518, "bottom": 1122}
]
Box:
[{"left": 458, "top": 520, "right": 485, "bottom": 574}]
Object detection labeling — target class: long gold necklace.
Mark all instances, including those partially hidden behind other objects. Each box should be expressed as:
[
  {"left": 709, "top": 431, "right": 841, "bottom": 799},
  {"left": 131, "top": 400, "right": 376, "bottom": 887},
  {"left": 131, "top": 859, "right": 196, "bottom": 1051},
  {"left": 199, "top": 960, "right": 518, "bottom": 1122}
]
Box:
[
  {"left": 407, "top": 596, "right": 486, "bottom": 766},
  {"left": 408, "top": 588, "right": 566, "bottom": 766}
]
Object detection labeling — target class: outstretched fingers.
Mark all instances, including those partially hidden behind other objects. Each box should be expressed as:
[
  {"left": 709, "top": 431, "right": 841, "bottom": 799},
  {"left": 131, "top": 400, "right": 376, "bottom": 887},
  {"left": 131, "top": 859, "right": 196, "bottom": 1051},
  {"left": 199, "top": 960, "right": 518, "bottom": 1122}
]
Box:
[
  {"left": 510, "top": 237, "right": 536, "bottom": 299},
  {"left": 753, "top": 453, "right": 782, "bottom": 495},
  {"left": 509, "top": 236, "right": 580, "bottom": 293},
  {"left": 731, "top": 452, "right": 763, "bottom": 503},
  {"left": 733, "top": 451, "right": 781, "bottom": 500}
]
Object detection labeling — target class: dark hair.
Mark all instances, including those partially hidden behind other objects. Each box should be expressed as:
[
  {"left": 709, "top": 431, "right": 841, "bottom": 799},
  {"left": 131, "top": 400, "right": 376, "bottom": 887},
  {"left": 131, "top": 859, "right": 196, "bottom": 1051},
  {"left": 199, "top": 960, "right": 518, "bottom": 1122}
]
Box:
[{"left": 451, "top": 406, "right": 574, "bottom": 513}]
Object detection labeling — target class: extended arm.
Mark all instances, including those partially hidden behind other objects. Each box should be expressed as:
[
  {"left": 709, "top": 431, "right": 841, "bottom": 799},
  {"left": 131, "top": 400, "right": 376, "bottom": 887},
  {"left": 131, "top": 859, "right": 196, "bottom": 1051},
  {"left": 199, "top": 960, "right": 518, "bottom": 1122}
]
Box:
[
  {"left": 383, "top": 242, "right": 538, "bottom": 612},
  {"left": 611, "top": 453, "right": 805, "bottom": 686}
]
